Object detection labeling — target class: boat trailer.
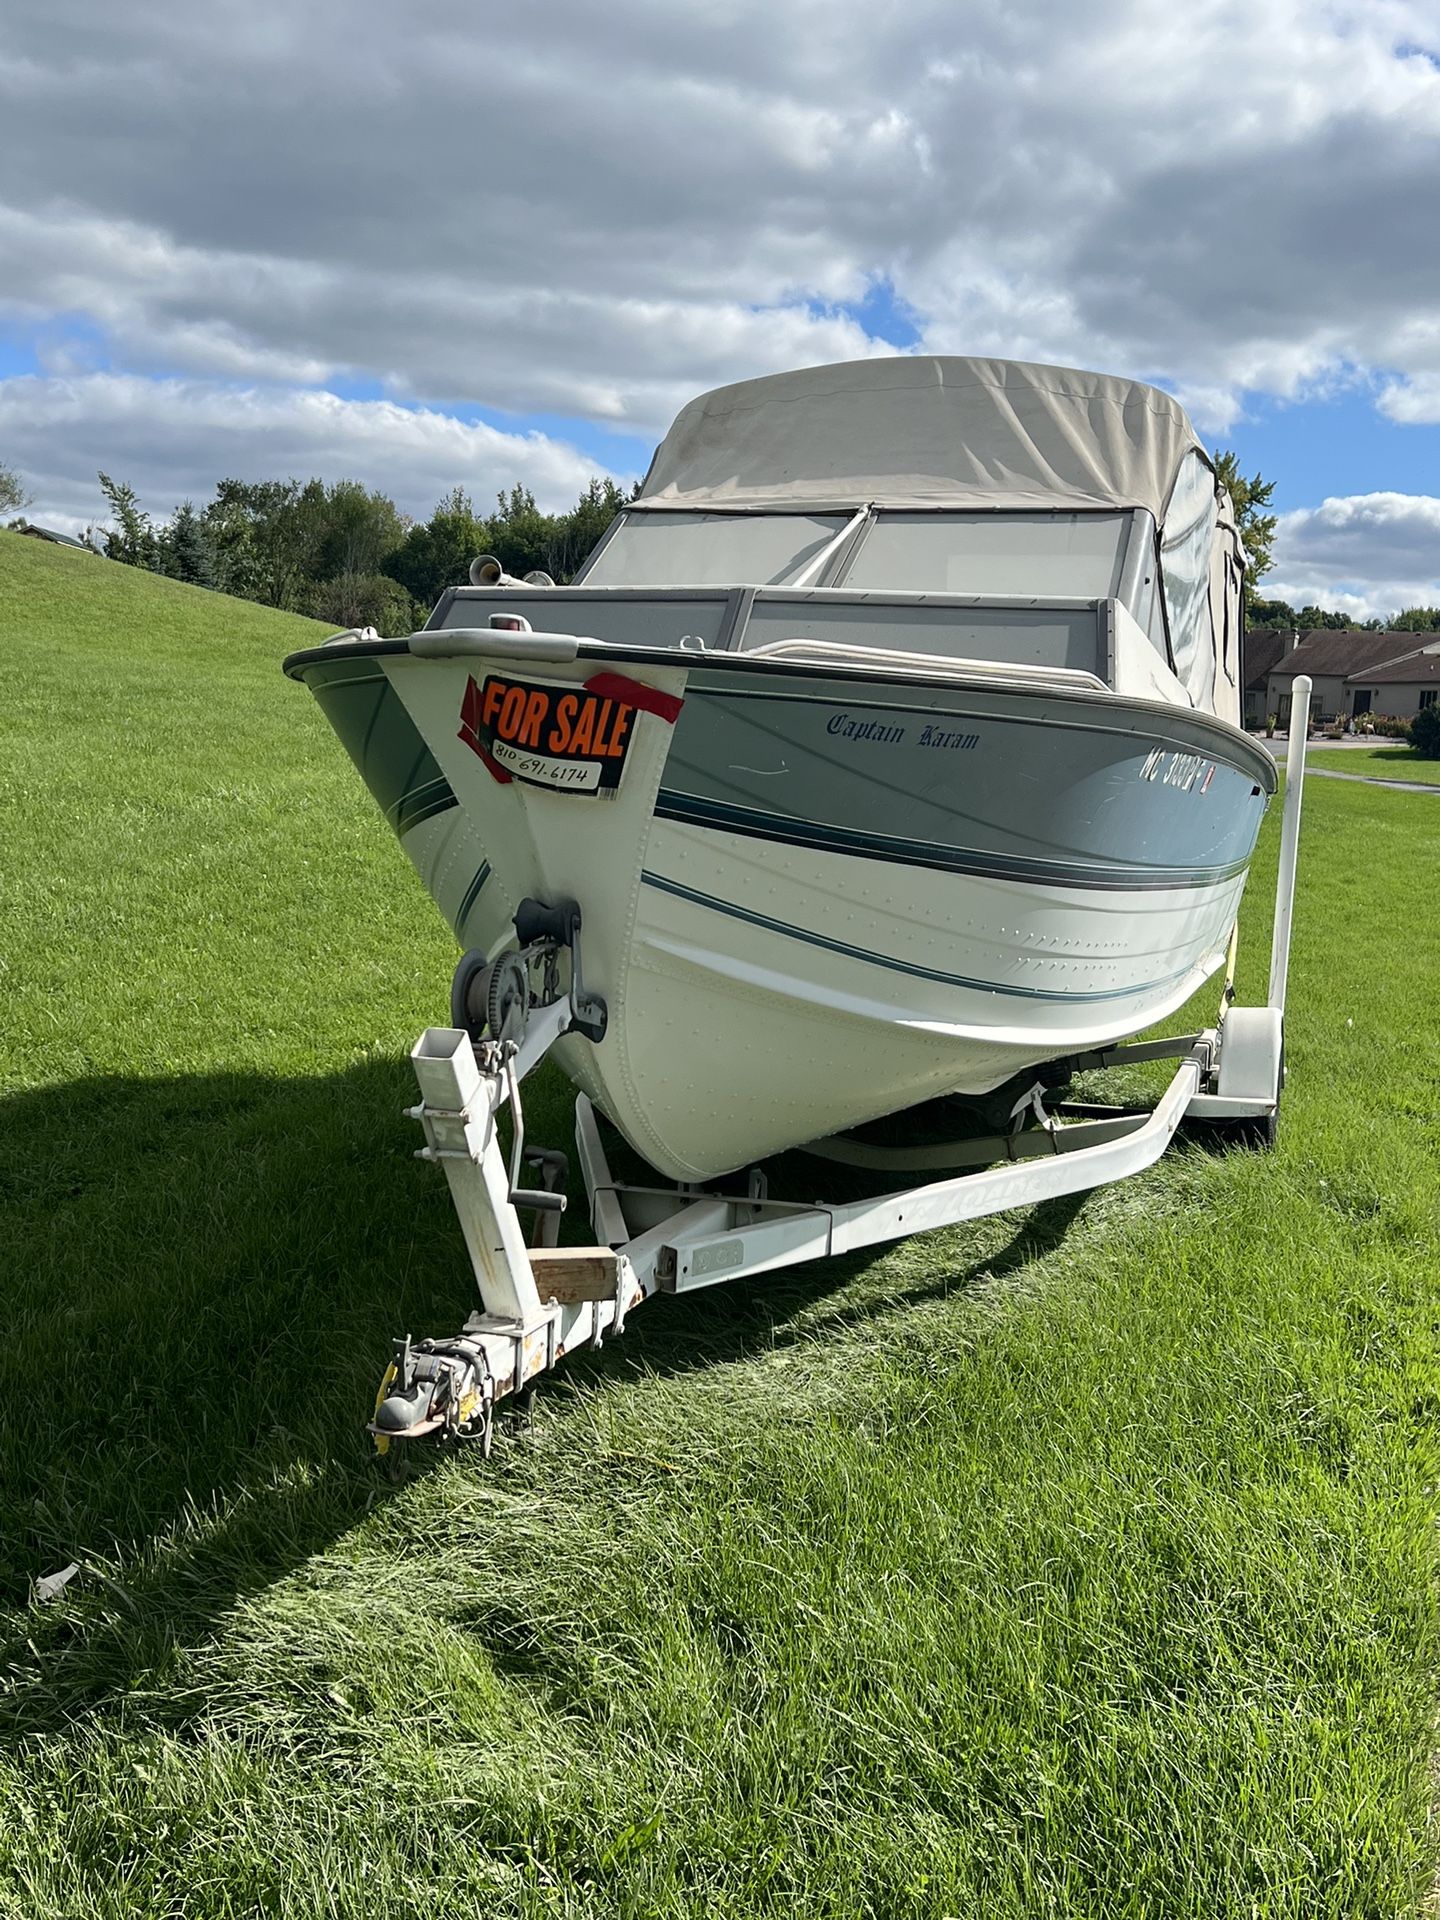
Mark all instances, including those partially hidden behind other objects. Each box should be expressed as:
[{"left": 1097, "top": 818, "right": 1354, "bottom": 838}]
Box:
[{"left": 371, "top": 682, "right": 1312, "bottom": 1461}]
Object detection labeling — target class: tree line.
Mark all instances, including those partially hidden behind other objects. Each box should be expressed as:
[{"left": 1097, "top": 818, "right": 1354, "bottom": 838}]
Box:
[
  {"left": 89, "top": 472, "right": 635, "bottom": 634},
  {"left": 1247, "top": 596, "right": 1440, "bottom": 634},
  {"left": 6, "top": 446, "right": 1440, "bottom": 635}
]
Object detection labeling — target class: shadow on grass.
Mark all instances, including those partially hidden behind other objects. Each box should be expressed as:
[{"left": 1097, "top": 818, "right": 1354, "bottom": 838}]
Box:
[
  {"left": 1, "top": 1058, "right": 441, "bottom": 1739},
  {"left": 0, "top": 1059, "right": 1087, "bottom": 1742},
  {"left": 593, "top": 1187, "right": 1091, "bottom": 1390}
]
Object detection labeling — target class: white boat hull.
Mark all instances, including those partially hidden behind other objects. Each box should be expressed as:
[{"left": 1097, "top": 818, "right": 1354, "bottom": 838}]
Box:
[{"left": 290, "top": 639, "right": 1273, "bottom": 1181}]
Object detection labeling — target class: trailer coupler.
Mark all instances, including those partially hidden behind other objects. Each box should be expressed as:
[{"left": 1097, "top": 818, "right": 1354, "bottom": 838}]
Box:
[{"left": 370, "top": 1332, "right": 496, "bottom": 1457}]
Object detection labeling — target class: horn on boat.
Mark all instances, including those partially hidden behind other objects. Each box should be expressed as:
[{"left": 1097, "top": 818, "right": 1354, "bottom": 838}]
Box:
[{"left": 469, "top": 555, "right": 555, "bottom": 588}]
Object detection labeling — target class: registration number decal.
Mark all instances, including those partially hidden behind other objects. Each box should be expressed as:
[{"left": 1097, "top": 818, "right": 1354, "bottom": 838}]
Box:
[
  {"left": 458, "top": 670, "right": 682, "bottom": 795},
  {"left": 1139, "top": 747, "right": 1215, "bottom": 794}
]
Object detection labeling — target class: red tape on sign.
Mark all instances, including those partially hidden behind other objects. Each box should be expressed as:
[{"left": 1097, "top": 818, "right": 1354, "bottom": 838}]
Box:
[
  {"left": 583, "top": 673, "right": 684, "bottom": 724},
  {"left": 459, "top": 675, "right": 513, "bottom": 782}
]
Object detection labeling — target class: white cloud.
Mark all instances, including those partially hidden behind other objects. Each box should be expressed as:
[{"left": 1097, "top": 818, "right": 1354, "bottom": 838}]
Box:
[
  {"left": 4, "top": 3, "right": 1440, "bottom": 403},
  {"left": 0, "top": 202, "right": 892, "bottom": 437},
  {"left": 0, "top": 374, "right": 620, "bottom": 528},
  {"left": 3, "top": 0, "right": 1440, "bottom": 525},
  {"left": 1377, "top": 370, "right": 1440, "bottom": 423},
  {"left": 1269, "top": 492, "right": 1440, "bottom": 620}
]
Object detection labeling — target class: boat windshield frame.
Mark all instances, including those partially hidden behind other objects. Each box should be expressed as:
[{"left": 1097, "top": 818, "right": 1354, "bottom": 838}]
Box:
[{"left": 574, "top": 500, "right": 1155, "bottom": 617}]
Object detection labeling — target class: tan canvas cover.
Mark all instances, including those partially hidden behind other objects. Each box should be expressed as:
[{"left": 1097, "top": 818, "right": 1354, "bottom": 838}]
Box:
[
  {"left": 638, "top": 355, "right": 1246, "bottom": 725},
  {"left": 640, "top": 356, "right": 1207, "bottom": 518}
]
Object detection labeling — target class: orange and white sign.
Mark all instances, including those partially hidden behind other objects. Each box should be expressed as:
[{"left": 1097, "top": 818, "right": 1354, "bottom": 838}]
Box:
[{"left": 458, "top": 670, "right": 682, "bottom": 795}]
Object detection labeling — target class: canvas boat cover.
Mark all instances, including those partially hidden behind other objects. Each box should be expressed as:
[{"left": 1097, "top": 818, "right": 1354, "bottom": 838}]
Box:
[
  {"left": 640, "top": 355, "right": 1206, "bottom": 519},
  {"left": 639, "top": 355, "right": 1245, "bottom": 726}
]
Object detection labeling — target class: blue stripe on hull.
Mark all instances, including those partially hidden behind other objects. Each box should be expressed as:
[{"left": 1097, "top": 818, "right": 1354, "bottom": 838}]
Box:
[
  {"left": 655, "top": 789, "right": 1248, "bottom": 892},
  {"left": 641, "top": 870, "right": 1204, "bottom": 1005},
  {"left": 391, "top": 776, "right": 459, "bottom": 835},
  {"left": 457, "top": 860, "right": 492, "bottom": 931}
]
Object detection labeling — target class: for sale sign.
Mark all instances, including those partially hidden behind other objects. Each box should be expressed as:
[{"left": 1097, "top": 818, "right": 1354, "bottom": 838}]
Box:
[{"left": 458, "top": 670, "right": 682, "bottom": 794}]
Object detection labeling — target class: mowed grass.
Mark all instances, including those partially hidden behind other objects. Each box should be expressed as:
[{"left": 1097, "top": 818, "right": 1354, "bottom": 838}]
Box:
[
  {"left": 2, "top": 526, "right": 1439, "bottom": 1918},
  {"left": 1307, "top": 746, "right": 1440, "bottom": 786}
]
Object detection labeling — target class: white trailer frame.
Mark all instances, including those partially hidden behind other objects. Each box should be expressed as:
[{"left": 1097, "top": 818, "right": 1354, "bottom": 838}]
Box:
[{"left": 372, "top": 683, "right": 1311, "bottom": 1456}]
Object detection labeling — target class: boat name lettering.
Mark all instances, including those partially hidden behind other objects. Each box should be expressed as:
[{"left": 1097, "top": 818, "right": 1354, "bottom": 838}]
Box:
[
  {"left": 1139, "top": 748, "right": 1214, "bottom": 793},
  {"left": 917, "top": 724, "right": 980, "bottom": 751},
  {"left": 826, "top": 713, "right": 906, "bottom": 744},
  {"left": 829, "top": 718, "right": 990, "bottom": 752},
  {"left": 824, "top": 712, "right": 980, "bottom": 751},
  {"left": 458, "top": 671, "right": 680, "bottom": 795}
]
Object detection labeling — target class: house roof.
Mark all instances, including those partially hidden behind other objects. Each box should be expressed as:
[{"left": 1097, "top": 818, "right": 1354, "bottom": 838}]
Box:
[
  {"left": 1268, "top": 629, "right": 1423, "bottom": 679},
  {"left": 1243, "top": 628, "right": 1289, "bottom": 691},
  {"left": 1356, "top": 645, "right": 1440, "bottom": 686},
  {"left": 18, "top": 523, "right": 91, "bottom": 550}
]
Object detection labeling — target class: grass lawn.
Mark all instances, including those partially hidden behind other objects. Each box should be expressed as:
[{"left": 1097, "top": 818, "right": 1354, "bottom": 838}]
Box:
[
  {"left": 3, "top": 528, "right": 1439, "bottom": 1917},
  {"left": 1307, "top": 746, "right": 1440, "bottom": 785}
]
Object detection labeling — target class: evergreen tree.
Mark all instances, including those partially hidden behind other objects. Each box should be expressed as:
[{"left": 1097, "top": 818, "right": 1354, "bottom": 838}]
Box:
[{"left": 160, "top": 500, "right": 217, "bottom": 588}]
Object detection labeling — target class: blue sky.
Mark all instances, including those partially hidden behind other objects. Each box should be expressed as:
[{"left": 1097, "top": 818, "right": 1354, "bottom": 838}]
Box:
[
  {"left": 1221, "top": 389, "right": 1440, "bottom": 511},
  {"left": 4, "top": 0, "right": 1440, "bottom": 620}
]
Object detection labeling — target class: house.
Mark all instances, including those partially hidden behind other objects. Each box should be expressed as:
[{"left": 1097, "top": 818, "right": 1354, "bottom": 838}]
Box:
[
  {"left": 14, "top": 522, "right": 95, "bottom": 553},
  {"left": 1348, "top": 642, "right": 1440, "bottom": 721},
  {"left": 1242, "top": 627, "right": 1293, "bottom": 728},
  {"left": 1266, "top": 630, "right": 1436, "bottom": 725}
]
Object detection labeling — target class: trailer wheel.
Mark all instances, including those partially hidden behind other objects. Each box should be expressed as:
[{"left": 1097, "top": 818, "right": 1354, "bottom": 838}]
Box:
[
  {"left": 1230, "top": 1105, "right": 1278, "bottom": 1150},
  {"left": 1239, "top": 1033, "right": 1283, "bottom": 1149}
]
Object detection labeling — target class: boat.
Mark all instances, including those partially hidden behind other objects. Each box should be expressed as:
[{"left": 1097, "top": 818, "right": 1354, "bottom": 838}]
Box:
[
  {"left": 283, "top": 355, "right": 1308, "bottom": 1451},
  {"left": 284, "top": 356, "right": 1275, "bottom": 1184}
]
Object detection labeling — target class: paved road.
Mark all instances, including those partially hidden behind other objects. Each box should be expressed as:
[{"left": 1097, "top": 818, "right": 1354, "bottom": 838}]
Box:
[{"left": 1301, "top": 766, "right": 1440, "bottom": 795}]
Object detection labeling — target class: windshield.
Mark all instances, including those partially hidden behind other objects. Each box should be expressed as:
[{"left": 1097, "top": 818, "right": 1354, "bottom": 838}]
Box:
[
  {"left": 578, "top": 511, "right": 848, "bottom": 586},
  {"left": 578, "top": 506, "right": 1130, "bottom": 597},
  {"left": 838, "top": 512, "right": 1128, "bottom": 596}
]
